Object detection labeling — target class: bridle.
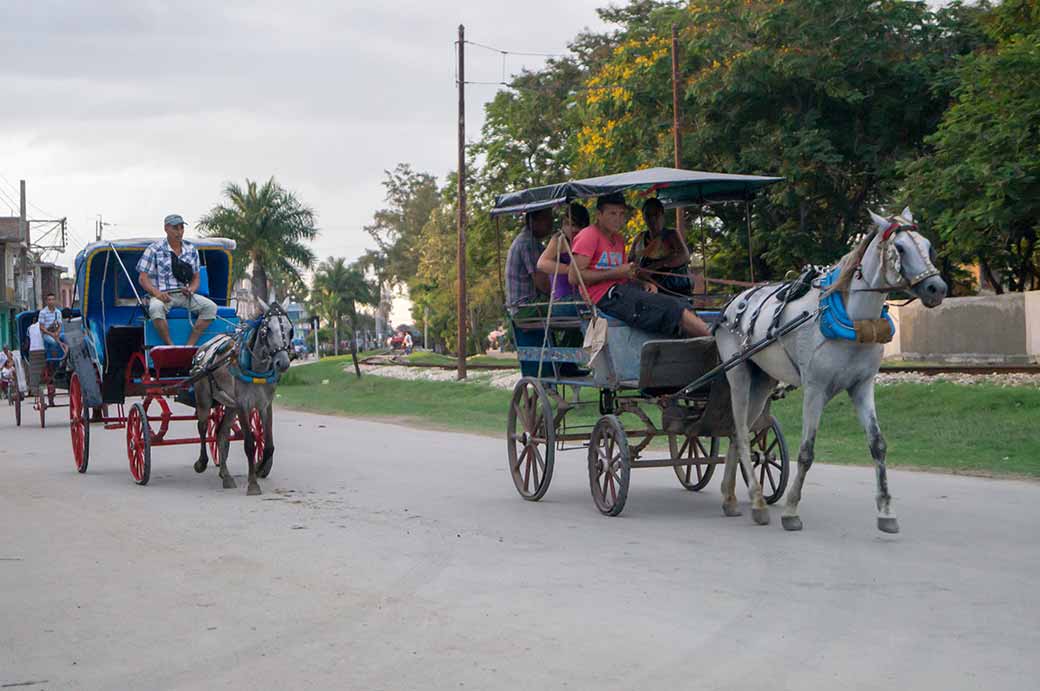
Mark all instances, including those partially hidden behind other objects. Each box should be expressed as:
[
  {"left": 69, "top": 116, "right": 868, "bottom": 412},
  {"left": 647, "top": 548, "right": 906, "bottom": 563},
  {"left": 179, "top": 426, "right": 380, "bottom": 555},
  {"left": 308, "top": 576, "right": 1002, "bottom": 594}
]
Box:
[
  {"left": 248, "top": 303, "right": 293, "bottom": 366},
  {"left": 855, "top": 219, "right": 940, "bottom": 293}
]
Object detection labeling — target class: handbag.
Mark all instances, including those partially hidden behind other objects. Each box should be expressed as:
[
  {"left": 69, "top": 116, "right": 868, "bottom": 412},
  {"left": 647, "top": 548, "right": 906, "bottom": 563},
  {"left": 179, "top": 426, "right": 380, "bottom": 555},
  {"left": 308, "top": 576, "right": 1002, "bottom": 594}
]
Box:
[{"left": 169, "top": 250, "right": 195, "bottom": 285}]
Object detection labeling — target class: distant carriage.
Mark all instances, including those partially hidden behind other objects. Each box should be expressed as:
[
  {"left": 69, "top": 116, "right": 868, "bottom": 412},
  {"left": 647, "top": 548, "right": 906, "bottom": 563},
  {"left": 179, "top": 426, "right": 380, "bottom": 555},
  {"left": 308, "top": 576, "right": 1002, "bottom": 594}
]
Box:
[{"left": 495, "top": 168, "right": 790, "bottom": 516}]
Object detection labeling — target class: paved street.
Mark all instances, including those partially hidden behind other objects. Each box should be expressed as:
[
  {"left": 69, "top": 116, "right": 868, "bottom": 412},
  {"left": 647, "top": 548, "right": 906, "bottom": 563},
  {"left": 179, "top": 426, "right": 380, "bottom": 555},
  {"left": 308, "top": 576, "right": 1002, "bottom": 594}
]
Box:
[{"left": 2, "top": 405, "right": 1038, "bottom": 690}]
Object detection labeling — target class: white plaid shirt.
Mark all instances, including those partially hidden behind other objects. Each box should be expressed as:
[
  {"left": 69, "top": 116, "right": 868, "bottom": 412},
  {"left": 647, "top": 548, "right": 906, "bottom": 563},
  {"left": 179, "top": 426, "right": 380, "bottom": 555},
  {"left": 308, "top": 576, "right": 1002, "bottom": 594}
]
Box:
[
  {"left": 136, "top": 239, "right": 200, "bottom": 292},
  {"left": 38, "top": 306, "right": 62, "bottom": 331}
]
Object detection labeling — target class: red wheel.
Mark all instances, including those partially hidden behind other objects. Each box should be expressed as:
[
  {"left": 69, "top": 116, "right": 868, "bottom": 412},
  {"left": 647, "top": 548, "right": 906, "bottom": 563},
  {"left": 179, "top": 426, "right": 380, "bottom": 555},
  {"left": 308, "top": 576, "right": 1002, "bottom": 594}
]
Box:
[
  {"left": 69, "top": 373, "right": 90, "bottom": 473},
  {"left": 249, "top": 408, "right": 265, "bottom": 472},
  {"left": 126, "top": 402, "right": 151, "bottom": 485},
  {"left": 142, "top": 395, "right": 171, "bottom": 441},
  {"left": 205, "top": 405, "right": 239, "bottom": 467}
]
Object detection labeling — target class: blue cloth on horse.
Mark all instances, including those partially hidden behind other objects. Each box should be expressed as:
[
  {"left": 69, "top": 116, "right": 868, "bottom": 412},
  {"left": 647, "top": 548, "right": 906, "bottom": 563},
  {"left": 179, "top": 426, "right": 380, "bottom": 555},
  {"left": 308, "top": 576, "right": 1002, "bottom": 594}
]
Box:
[{"left": 818, "top": 268, "right": 895, "bottom": 341}]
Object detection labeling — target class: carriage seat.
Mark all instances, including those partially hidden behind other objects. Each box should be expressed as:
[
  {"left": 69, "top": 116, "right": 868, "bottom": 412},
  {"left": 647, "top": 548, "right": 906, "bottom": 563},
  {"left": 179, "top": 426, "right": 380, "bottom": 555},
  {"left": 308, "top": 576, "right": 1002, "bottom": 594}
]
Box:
[{"left": 144, "top": 307, "right": 239, "bottom": 347}]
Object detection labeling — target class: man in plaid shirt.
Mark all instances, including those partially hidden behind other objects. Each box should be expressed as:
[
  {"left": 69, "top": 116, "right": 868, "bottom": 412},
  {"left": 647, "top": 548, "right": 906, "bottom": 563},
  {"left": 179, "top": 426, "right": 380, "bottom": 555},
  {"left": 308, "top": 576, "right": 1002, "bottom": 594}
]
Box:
[
  {"left": 505, "top": 208, "right": 553, "bottom": 307},
  {"left": 136, "top": 214, "right": 218, "bottom": 346}
]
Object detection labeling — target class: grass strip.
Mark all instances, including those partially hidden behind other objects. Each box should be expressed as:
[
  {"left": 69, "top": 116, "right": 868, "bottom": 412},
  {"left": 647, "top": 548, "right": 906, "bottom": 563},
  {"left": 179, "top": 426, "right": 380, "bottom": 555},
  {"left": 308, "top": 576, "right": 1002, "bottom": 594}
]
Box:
[{"left": 278, "top": 356, "right": 1040, "bottom": 478}]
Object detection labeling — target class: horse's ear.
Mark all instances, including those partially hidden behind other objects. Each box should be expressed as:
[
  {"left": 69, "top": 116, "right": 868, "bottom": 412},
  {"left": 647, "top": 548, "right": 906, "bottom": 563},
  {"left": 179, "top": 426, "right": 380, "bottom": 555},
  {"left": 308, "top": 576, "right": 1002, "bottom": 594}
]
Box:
[
  {"left": 868, "top": 209, "right": 889, "bottom": 228},
  {"left": 257, "top": 298, "right": 269, "bottom": 313},
  {"left": 901, "top": 207, "right": 914, "bottom": 223}
]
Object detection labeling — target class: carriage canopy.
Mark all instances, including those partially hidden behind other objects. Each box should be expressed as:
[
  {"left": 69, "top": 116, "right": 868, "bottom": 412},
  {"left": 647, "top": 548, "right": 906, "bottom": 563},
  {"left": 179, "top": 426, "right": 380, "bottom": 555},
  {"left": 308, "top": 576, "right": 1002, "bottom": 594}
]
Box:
[{"left": 490, "top": 167, "right": 783, "bottom": 217}]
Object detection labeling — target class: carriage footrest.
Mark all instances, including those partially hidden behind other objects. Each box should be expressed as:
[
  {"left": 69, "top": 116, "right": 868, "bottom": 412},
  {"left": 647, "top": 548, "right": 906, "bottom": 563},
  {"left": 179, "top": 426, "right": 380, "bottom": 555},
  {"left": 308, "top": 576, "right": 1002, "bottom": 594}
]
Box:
[{"left": 638, "top": 337, "right": 720, "bottom": 393}]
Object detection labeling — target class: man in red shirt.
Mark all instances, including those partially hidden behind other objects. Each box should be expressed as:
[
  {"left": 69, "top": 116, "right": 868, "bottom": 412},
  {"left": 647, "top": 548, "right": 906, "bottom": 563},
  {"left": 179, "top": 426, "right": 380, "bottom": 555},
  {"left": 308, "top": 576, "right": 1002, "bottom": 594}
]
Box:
[{"left": 569, "top": 193, "right": 709, "bottom": 338}]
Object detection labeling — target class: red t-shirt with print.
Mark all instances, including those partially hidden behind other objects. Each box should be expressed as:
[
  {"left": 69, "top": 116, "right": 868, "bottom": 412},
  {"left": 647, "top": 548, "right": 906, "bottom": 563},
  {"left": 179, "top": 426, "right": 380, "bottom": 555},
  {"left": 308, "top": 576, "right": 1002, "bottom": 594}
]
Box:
[{"left": 570, "top": 224, "right": 628, "bottom": 304}]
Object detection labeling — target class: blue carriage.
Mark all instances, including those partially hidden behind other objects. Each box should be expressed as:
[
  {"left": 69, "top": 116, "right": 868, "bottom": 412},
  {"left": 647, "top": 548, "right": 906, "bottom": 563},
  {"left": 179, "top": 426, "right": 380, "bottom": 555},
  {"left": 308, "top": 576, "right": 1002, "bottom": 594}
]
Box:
[
  {"left": 493, "top": 167, "right": 791, "bottom": 516},
  {"left": 64, "top": 237, "right": 256, "bottom": 485}
]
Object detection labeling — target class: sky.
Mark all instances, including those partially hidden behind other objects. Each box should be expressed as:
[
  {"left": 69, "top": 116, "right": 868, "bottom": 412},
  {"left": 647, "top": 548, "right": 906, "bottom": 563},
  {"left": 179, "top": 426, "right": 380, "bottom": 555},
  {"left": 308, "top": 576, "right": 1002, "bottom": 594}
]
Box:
[{"left": 0, "top": 0, "right": 608, "bottom": 280}]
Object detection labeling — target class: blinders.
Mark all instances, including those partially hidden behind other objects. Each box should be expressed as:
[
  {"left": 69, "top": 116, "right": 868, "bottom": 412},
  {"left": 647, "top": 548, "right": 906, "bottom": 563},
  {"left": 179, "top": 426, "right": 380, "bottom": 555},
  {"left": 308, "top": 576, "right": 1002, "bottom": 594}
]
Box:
[{"left": 878, "top": 220, "right": 940, "bottom": 289}]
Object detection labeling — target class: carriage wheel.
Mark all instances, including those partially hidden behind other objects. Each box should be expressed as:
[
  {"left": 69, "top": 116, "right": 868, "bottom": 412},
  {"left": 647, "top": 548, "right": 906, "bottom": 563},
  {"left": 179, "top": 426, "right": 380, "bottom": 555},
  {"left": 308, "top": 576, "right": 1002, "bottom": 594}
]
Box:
[
  {"left": 126, "top": 402, "right": 151, "bottom": 486},
  {"left": 588, "top": 414, "right": 631, "bottom": 517},
  {"left": 669, "top": 435, "right": 718, "bottom": 491},
  {"left": 248, "top": 408, "right": 266, "bottom": 475},
  {"left": 741, "top": 415, "right": 789, "bottom": 505},
  {"left": 69, "top": 373, "right": 90, "bottom": 473},
  {"left": 506, "top": 378, "right": 555, "bottom": 501}
]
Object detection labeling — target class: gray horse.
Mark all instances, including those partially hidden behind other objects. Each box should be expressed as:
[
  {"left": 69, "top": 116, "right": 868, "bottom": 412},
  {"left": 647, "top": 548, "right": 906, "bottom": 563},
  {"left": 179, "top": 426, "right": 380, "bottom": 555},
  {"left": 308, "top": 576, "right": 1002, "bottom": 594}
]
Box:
[
  {"left": 715, "top": 208, "right": 947, "bottom": 532},
  {"left": 192, "top": 299, "right": 293, "bottom": 495}
]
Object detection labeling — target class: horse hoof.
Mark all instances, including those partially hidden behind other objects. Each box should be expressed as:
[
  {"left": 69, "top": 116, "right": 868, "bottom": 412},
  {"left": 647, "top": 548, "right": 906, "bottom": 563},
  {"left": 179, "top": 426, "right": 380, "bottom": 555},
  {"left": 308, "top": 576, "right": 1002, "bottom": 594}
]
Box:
[
  {"left": 722, "top": 503, "right": 742, "bottom": 517},
  {"left": 781, "top": 515, "right": 803, "bottom": 531},
  {"left": 751, "top": 507, "right": 771, "bottom": 526},
  {"left": 194, "top": 459, "right": 208, "bottom": 474},
  {"left": 222, "top": 476, "right": 237, "bottom": 489},
  {"left": 877, "top": 516, "right": 900, "bottom": 534},
  {"left": 247, "top": 483, "right": 262, "bottom": 496}
]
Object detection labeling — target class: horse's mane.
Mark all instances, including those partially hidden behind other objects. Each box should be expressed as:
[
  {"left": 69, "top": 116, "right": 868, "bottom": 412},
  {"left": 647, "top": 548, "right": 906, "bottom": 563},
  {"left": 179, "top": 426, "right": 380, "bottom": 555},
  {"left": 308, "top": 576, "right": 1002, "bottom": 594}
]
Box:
[{"left": 822, "top": 227, "right": 879, "bottom": 297}]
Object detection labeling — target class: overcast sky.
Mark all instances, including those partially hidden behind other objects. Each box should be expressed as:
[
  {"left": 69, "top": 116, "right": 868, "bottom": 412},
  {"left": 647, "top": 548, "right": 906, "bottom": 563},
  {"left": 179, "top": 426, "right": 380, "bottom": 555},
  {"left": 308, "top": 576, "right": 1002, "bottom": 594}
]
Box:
[{"left": 0, "top": 0, "right": 607, "bottom": 271}]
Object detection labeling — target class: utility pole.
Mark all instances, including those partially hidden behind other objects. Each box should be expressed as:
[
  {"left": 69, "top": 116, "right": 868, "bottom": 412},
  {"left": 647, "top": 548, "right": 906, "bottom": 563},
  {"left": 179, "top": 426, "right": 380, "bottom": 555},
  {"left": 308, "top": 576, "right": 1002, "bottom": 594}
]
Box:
[
  {"left": 671, "top": 24, "right": 683, "bottom": 235},
  {"left": 456, "top": 24, "right": 468, "bottom": 380},
  {"left": 424, "top": 305, "right": 429, "bottom": 350}
]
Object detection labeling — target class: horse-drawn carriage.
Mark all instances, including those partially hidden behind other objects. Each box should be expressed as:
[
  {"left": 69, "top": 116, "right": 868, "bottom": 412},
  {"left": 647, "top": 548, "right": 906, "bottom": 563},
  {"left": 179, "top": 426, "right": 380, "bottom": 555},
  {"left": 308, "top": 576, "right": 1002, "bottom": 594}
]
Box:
[
  {"left": 494, "top": 168, "right": 791, "bottom": 516},
  {"left": 63, "top": 238, "right": 274, "bottom": 486},
  {"left": 11, "top": 307, "right": 79, "bottom": 427}
]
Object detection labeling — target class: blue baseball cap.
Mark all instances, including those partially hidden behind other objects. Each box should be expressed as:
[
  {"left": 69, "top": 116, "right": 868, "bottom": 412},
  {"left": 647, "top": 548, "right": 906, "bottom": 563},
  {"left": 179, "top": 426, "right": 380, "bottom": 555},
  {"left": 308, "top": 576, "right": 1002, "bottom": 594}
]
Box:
[{"left": 164, "top": 214, "right": 186, "bottom": 227}]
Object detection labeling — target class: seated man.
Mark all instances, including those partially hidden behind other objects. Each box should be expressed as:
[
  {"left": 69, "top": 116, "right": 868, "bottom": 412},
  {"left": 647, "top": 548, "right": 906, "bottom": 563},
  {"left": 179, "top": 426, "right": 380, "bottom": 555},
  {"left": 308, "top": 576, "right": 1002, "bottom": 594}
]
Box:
[
  {"left": 38, "top": 292, "right": 68, "bottom": 357},
  {"left": 136, "top": 213, "right": 218, "bottom": 347},
  {"left": 629, "top": 198, "right": 693, "bottom": 295},
  {"left": 505, "top": 207, "right": 553, "bottom": 307},
  {"left": 569, "top": 193, "right": 709, "bottom": 339}
]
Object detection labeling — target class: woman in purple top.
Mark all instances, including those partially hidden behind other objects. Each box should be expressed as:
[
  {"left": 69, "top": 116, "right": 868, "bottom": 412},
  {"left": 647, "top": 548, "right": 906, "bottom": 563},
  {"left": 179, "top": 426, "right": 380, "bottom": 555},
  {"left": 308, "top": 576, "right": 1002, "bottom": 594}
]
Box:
[{"left": 537, "top": 202, "right": 590, "bottom": 301}]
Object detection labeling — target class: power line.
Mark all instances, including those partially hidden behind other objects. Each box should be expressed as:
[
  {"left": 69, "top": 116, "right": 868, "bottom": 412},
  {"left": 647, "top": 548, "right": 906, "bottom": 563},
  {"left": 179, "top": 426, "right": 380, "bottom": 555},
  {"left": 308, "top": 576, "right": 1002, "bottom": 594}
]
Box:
[{"left": 463, "top": 40, "right": 568, "bottom": 59}]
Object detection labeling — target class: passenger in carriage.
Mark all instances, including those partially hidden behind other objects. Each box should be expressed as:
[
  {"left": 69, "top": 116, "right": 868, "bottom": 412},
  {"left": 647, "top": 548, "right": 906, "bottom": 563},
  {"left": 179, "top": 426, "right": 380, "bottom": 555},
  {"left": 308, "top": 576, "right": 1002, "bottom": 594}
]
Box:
[
  {"left": 136, "top": 214, "right": 219, "bottom": 347},
  {"left": 505, "top": 207, "right": 553, "bottom": 307},
  {"left": 38, "top": 292, "right": 68, "bottom": 357},
  {"left": 629, "top": 198, "right": 694, "bottom": 296},
  {"left": 536, "top": 202, "right": 590, "bottom": 301},
  {"left": 569, "top": 193, "right": 710, "bottom": 338}
]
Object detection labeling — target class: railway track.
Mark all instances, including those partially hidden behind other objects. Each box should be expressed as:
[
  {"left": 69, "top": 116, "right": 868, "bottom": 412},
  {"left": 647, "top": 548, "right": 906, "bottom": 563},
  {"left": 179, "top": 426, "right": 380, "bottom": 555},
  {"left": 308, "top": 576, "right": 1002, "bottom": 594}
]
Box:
[{"left": 359, "top": 356, "right": 1040, "bottom": 376}]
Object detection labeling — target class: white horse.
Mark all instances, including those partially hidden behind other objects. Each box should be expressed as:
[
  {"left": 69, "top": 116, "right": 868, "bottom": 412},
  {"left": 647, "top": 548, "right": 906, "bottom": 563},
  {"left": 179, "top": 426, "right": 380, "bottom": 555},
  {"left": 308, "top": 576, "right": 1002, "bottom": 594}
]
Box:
[{"left": 715, "top": 208, "right": 947, "bottom": 532}]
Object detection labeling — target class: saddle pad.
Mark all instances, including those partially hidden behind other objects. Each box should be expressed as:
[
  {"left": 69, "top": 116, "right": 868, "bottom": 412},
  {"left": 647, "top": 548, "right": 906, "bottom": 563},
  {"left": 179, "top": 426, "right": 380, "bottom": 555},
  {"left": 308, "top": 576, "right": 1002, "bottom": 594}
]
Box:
[{"left": 192, "top": 334, "right": 234, "bottom": 374}]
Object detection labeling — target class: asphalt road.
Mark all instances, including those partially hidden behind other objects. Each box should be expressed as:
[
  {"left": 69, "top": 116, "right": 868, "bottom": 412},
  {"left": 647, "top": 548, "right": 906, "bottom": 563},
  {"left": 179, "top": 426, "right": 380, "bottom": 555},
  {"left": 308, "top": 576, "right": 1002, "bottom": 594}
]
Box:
[{"left": 1, "top": 404, "right": 1038, "bottom": 690}]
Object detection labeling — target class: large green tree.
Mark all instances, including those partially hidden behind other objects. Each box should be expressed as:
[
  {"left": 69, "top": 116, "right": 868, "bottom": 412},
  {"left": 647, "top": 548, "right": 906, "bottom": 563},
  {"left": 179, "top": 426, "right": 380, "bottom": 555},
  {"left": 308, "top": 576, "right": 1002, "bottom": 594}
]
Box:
[
  {"left": 198, "top": 178, "right": 318, "bottom": 304},
  {"left": 902, "top": 0, "right": 1040, "bottom": 292}
]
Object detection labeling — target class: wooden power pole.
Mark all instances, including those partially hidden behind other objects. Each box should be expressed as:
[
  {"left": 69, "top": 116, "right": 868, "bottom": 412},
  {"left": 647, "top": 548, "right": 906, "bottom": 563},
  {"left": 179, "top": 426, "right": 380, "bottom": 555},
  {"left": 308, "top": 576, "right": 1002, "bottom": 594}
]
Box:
[
  {"left": 456, "top": 24, "right": 468, "bottom": 380},
  {"left": 671, "top": 24, "right": 683, "bottom": 235}
]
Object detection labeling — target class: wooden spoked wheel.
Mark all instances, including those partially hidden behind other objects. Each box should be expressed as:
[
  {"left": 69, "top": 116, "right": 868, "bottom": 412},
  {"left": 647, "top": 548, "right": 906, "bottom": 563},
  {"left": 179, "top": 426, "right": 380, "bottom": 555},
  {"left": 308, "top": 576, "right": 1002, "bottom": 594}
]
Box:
[
  {"left": 206, "top": 405, "right": 237, "bottom": 467},
  {"left": 741, "top": 415, "right": 789, "bottom": 505},
  {"left": 249, "top": 408, "right": 267, "bottom": 476},
  {"left": 69, "top": 373, "right": 90, "bottom": 473},
  {"left": 506, "top": 378, "right": 555, "bottom": 501},
  {"left": 669, "top": 435, "right": 718, "bottom": 491},
  {"left": 588, "top": 414, "right": 631, "bottom": 517},
  {"left": 126, "top": 402, "right": 151, "bottom": 486}
]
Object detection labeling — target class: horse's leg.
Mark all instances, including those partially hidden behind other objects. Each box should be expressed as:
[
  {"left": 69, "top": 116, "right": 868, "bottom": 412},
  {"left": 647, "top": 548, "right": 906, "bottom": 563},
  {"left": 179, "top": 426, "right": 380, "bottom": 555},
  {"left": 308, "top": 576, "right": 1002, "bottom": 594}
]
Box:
[
  {"left": 781, "top": 385, "right": 827, "bottom": 531},
  {"left": 217, "top": 408, "right": 237, "bottom": 489},
  {"left": 261, "top": 401, "right": 274, "bottom": 467},
  {"left": 848, "top": 378, "right": 897, "bottom": 533},
  {"left": 245, "top": 406, "right": 261, "bottom": 496},
  {"left": 741, "top": 368, "right": 775, "bottom": 525},
  {"left": 721, "top": 361, "right": 768, "bottom": 524},
  {"left": 194, "top": 388, "right": 210, "bottom": 473}
]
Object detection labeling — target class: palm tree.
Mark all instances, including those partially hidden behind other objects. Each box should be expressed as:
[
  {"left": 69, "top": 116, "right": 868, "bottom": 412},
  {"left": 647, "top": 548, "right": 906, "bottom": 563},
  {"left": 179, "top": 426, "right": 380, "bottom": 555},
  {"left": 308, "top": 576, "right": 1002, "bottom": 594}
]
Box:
[
  {"left": 311, "top": 257, "right": 378, "bottom": 375},
  {"left": 198, "top": 177, "right": 318, "bottom": 304}
]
